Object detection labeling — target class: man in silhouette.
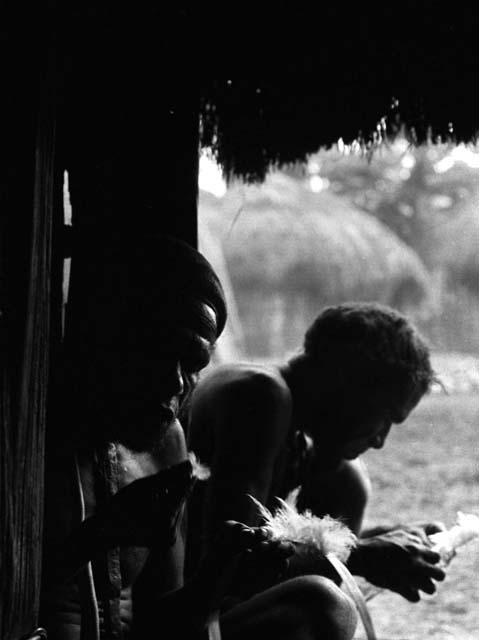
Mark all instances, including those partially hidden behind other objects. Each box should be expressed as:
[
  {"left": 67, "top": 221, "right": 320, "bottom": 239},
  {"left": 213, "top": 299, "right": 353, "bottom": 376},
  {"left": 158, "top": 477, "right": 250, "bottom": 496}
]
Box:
[{"left": 188, "top": 302, "right": 446, "bottom": 603}]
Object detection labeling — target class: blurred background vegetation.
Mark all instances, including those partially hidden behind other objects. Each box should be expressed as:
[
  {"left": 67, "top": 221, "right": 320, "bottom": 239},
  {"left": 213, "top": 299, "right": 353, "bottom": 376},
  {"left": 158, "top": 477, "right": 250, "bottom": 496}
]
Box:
[{"left": 199, "top": 138, "right": 479, "bottom": 375}]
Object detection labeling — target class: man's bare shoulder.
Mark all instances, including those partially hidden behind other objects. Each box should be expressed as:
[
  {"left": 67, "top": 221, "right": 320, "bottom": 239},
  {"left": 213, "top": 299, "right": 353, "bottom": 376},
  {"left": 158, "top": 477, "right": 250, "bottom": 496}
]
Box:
[
  {"left": 195, "top": 362, "right": 290, "bottom": 404},
  {"left": 190, "top": 363, "right": 292, "bottom": 451}
]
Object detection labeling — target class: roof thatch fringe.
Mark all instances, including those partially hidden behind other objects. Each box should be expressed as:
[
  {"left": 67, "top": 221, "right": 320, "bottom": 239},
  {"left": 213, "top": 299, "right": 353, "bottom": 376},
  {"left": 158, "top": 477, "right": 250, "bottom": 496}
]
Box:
[
  {"left": 198, "top": 5, "right": 479, "bottom": 180},
  {"left": 9, "top": 5, "right": 479, "bottom": 182}
]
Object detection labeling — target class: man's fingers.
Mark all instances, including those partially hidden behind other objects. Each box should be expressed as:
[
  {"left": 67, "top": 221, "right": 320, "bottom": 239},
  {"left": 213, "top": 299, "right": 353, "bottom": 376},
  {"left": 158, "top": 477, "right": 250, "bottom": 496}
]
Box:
[
  {"left": 418, "top": 576, "right": 437, "bottom": 595},
  {"left": 253, "top": 539, "right": 295, "bottom": 558},
  {"left": 418, "top": 547, "right": 441, "bottom": 564},
  {"left": 422, "top": 521, "right": 447, "bottom": 535},
  {"left": 255, "top": 526, "right": 271, "bottom": 541},
  {"left": 391, "top": 554, "right": 446, "bottom": 599},
  {"left": 410, "top": 556, "right": 446, "bottom": 588},
  {"left": 407, "top": 532, "right": 427, "bottom": 546},
  {"left": 399, "top": 585, "right": 421, "bottom": 602},
  {"left": 410, "top": 544, "right": 447, "bottom": 579},
  {"left": 220, "top": 521, "right": 257, "bottom": 550},
  {"left": 422, "top": 563, "right": 446, "bottom": 581}
]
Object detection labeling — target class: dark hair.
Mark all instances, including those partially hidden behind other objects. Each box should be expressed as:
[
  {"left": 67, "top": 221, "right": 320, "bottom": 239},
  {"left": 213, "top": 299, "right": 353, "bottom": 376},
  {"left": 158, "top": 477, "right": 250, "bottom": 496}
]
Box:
[
  {"left": 85, "top": 234, "right": 227, "bottom": 345},
  {"left": 300, "top": 302, "right": 435, "bottom": 398}
]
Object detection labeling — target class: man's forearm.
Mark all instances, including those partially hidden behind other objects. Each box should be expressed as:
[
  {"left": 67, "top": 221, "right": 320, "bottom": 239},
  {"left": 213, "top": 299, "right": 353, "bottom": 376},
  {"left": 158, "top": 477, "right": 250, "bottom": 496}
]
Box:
[{"left": 360, "top": 523, "right": 402, "bottom": 538}]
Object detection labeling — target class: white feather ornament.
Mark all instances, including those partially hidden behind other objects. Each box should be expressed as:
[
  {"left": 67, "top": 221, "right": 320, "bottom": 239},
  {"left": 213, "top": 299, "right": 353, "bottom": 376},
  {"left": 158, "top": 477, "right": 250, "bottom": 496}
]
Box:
[
  {"left": 188, "top": 451, "right": 211, "bottom": 481},
  {"left": 249, "top": 493, "right": 357, "bottom": 563},
  {"left": 249, "top": 492, "right": 376, "bottom": 640}
]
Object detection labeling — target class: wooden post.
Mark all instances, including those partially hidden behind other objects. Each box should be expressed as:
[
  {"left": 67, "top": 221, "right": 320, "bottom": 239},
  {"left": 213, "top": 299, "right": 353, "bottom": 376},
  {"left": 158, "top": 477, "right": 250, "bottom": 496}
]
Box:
[{"left": 0, "top": 41, "right": 59, "bottom": 638}]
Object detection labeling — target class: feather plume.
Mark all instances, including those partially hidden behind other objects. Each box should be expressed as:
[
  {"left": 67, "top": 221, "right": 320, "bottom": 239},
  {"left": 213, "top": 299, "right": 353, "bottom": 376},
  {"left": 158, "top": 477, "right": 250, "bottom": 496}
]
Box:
[
  {"left": 429, "top": 511, "right": 479, "bottom": 565},
  {"left": 249, "top": 494, "right": 357, "bottom": 563},
  {"left": 188, "top": 451, "right": 211, "bottom": 481}
]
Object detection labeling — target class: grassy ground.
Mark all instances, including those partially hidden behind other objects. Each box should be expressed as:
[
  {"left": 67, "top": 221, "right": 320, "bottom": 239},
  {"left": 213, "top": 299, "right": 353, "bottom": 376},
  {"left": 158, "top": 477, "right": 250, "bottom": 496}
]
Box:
[{"left": 354, "top": 393, "right": 479, "bottom": 640}]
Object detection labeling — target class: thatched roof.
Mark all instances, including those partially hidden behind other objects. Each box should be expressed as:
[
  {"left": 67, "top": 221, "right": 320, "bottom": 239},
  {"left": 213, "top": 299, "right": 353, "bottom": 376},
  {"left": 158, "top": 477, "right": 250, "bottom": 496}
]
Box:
[
  {"left": 4, "top": 4, "right": 479, "bottom": 182},
  {"left": 200, "top": 173, "right": 432, "bottom": 311},
  {"left": 199, "top": 6, "right": 479, "bottom": 179}
]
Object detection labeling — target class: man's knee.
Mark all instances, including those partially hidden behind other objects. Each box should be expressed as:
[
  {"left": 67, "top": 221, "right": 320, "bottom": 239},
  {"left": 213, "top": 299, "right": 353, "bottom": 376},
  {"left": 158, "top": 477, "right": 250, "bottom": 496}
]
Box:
[
  {"left": 283, "top": 576, "right": 358, "bottom": 640},
  {"left": 299, "top": 457, "right": 372, "bottom": 533},
  {"left": 343, "top": 458, "right": 372, "bottom": 513}
]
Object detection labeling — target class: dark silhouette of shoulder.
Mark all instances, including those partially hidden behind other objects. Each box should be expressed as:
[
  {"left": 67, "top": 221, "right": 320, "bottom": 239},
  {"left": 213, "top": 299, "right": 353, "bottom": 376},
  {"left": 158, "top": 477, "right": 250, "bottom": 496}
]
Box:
[
  {"left": 189, "top": 363, "right": 292, "bottom": 460},
  {"left": 193, "top": 363, "right": 289, "bottom": 416}
]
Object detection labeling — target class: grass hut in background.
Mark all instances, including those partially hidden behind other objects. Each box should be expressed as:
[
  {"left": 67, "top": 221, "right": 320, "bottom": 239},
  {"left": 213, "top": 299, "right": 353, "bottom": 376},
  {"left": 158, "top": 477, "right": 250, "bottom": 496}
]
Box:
[{"left": 200, "top": 173, "right": 432, "bottom": 359}]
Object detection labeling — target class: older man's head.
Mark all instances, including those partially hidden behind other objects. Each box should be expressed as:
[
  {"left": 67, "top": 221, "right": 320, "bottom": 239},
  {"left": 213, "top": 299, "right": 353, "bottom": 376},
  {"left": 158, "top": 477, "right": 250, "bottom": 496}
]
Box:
[{"left": 76, "top": 234, "right": 227, "bottom": 449}]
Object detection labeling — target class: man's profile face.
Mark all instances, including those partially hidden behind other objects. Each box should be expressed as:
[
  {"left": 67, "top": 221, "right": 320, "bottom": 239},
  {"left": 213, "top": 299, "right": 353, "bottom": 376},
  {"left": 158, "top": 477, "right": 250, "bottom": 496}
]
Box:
[
  {"left": 154, "top": 323, "right": 215, "bottom": 414},
  {"left": 337, "top": 413, "right": 393, "bottom": 460},
  {"left": 340, "top": 386, "right": 424, "bottom": 459},
  {"left": 305, "top": 384, "right": 423, "bottom": 462},
  {"left": 108, "top": 302, "right": 217, "bottom": 449}
]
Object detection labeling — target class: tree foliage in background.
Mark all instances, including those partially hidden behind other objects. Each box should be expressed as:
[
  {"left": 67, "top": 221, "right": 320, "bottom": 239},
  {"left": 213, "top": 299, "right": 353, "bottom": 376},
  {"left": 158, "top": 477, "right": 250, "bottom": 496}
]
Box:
[
  {"left": 305, "top": 142, "right": 479, "bottom": 353},
  {"left": 308, "top": 142, "right": 479, "bottom": 272}
]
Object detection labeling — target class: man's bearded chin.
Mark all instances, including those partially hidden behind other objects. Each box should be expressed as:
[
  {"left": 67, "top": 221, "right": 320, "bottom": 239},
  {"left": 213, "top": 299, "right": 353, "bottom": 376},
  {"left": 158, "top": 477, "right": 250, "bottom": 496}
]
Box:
[{"left": 110, "top": 403, "right": 178, "bottom": 452}]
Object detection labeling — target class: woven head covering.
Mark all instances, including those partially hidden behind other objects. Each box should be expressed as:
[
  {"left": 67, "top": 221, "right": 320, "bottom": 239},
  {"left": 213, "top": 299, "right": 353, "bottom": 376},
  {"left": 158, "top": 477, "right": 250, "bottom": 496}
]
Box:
[
  {"left": 68, "top": 234, "right": 227, "bottom": 447},
  {"left": 83, "top": 234, "right": 227, "bottom": 349}
]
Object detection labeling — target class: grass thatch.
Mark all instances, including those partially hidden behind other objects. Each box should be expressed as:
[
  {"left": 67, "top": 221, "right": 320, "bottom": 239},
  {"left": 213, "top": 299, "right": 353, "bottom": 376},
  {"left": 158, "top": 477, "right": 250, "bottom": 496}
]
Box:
[
  {"left": 9, "top": 6, "right": 479, "bottom": 183},
  {"left": 197, "top": 7, "right": 479, "bottom": 180},
  {"left": 200, "top": 172, "right": 432, "bottom": 312}
]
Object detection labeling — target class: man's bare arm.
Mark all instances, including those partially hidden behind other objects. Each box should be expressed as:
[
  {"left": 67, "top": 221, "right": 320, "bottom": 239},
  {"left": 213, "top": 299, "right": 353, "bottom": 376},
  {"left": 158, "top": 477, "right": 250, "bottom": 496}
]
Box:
[
  {"left": 133, "top": 520, "right": 293, "bottom": 637},
  {"left": 198, "top": 372, "right": 292, "bottom": 546}
]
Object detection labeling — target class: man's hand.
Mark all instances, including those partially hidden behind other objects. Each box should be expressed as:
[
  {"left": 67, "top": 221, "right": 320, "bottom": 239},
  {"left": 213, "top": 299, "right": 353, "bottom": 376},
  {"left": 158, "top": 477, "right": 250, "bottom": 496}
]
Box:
[
  {"left": 400, "top": 521, "right": 447, "bottom": 542},
  {"left": 44, "top": 461, "right": 195, "bottom": 587},
  {"left": 349, "top": 528, "right": 446, "bottom": 602},
  {"left": 97, "top": 460, "right": 194, "bottom": 548},
  {"left": 149, "top": 522, "right": 293, "bottom": 634},
  {"left": 229, "top": 525, "right": 297, "bottom": 597},
  {"left": 362, "top": 521, "right": 446, "bottom": 542},
  {"left": 194, "top": 521, "right": 294, "bottom": 606}
]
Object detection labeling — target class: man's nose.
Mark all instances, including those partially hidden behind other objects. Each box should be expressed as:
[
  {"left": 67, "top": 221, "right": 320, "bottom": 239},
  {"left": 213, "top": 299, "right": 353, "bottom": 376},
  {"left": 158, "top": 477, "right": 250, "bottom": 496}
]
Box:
[
  {"left": 371, "top": 434, "right": 385, "bottom": 449},
  {"left": 163, "top": 361, "right": 185, "bottom": 397},
  {"left": 371, "top": 424, "right": 391, "bottom": 449}
]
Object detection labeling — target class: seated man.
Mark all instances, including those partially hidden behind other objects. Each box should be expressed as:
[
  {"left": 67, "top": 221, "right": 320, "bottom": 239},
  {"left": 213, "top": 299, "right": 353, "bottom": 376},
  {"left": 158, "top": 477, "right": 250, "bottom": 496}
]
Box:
[
  {"left": 187, "top": 302, "right": 447, "bottom": 603},
  {"left": 40, "top": 236, "right": 357, "bottom": 640}
]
